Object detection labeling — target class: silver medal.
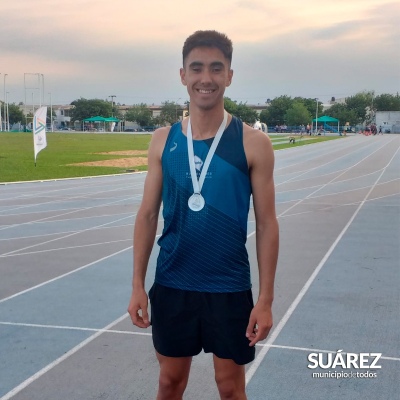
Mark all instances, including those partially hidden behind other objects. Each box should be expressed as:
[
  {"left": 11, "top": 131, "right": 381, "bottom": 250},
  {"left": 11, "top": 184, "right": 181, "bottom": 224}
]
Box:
[
  {"left": 186, "top": 110, "right": 228, "bottom": 212},
  {"left": 188, "top": 193, "right": 205, "bottom": 212}
]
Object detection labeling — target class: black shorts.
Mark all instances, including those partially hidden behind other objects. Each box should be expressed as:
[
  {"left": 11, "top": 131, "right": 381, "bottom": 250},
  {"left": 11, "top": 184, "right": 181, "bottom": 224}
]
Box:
[{"left": 149, "top": 283, "right": 255, "bottom": 365}]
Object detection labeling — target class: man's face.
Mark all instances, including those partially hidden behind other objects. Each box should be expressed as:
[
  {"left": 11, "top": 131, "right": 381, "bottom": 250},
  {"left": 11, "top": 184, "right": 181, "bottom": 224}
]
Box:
[{"left": 180, "top": 46, "right": 233, "bottom": 111}]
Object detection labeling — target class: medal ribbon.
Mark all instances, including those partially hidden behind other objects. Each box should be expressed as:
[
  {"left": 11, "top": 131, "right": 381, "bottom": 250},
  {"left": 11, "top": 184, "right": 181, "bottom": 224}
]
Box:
[{"left": 187, "top": 110, "right": 228, "bottom": 196}]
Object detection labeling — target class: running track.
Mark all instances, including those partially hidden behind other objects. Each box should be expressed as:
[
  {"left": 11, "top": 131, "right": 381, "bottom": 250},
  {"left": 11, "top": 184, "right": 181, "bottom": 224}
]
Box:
[{"left": 0, "top": 134, "right": 399, "bottom": 399}]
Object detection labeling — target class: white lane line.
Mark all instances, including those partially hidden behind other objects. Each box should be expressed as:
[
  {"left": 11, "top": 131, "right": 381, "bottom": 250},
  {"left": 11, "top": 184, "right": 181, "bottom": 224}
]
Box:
[
  {"left": 0, "top": 246, "right": 132, "bottom": 304},
  {"left": 277, "top": 192, "right": 400, "bottom": 220},
  {"left": 278, "top": 137, "right": 396, "bottom": 218},
  {"left": 0, "top": 194, "right": 138, "bottom": 231},
  {"left": 1, "top": 321, "right": 398, "bottom": 362},
  {"left": 274, "top": 138, "right": 376, "bottom": 178},
  {"left": 0, "top": 183, "right": 140, "bottom": 215},
  {"left": 0, "top": 231, "right": 162, "bottom": 303},
  {"left": 274, "top": 136, "right": 365, "bottom": 172},
  {"left": 0, "top": 314, "right": 129, "bottom": 400},
  {"left": 277, "top": 166, "right": 385, "bottom": 191},
  {"left": 275, "top": 139, "right": 381, "bottom": 186},
  {"left": 0, "top": 222, "right": 133, "bottom": 242},
  {"left": 245, "top": 143, "right": 400, "bottom": 386},
  {"left": 0, "top": 239, "right": 132, "bottom": 258},
  {"left": 0, "top": 320, "right": 152, "bottom": 336},
  {"left": 0, "top": 214, "right": 134, "bottom": 256},
  {"left": 276, "top": 183, "right": 400, "bottom": 209},
  {"left": 255, "top": 344, "right": 400, "bottom": 362},
  {"left": 0, "top": 171, "right": 146, "bottom": 189},
  {"left": 0, "top": 175, "right": 145, "bottom": 200}
]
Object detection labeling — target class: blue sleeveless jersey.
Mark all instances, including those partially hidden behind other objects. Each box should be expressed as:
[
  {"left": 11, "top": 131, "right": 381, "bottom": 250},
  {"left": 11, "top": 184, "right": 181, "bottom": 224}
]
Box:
[{"left": 155, "top": 116, "right": 252, "bottom": 293}]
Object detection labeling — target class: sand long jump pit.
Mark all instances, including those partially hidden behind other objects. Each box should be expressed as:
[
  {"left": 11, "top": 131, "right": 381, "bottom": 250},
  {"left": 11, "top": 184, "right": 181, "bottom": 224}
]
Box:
[{"left": 69, "top": 150, "right": 148, "bottom": 168}]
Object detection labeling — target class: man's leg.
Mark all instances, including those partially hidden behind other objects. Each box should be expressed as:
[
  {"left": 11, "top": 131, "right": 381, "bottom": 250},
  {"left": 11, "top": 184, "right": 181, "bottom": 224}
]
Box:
[
  {"left": 156, "top": 352, "right": 192, "bottom": 400},
  {"left": 213, "top": 355, "right": 247, "bottom": 400}
]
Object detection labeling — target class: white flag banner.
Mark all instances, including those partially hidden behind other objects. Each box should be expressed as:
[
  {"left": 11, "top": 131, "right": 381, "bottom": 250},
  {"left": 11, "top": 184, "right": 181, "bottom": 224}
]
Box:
[{"left": 33, "top": 106, "right": 47, "bottom": 164}]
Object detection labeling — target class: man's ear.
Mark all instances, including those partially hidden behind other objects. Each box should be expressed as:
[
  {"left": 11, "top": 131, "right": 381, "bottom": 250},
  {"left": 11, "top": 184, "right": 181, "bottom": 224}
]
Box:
[
  {"left": 180, "top": 68, "right": 187, "bottom": 86},
  {"left": 226, "top": 69, "right": 234, "bottom": 87}
]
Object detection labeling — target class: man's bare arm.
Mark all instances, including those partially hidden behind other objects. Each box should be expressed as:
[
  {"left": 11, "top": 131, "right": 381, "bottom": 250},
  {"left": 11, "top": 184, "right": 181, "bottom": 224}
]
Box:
[
  {"left": 127, "top": 127, "right": 169, "bottom": 328},
  {"left": 244, "top": 127, "right": 279, "bottom": 346}
]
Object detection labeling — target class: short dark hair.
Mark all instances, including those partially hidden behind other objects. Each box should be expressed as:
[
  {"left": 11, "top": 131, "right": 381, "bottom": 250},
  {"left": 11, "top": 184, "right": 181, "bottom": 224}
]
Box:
[{"left": 182, "top": 30, "right": 233, "bottom": 66}]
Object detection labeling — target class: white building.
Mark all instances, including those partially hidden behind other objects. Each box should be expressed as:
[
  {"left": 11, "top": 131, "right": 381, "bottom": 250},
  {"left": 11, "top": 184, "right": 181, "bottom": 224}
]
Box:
[{"left": 375, "top": 111, "right": 400, "bottom": 133}]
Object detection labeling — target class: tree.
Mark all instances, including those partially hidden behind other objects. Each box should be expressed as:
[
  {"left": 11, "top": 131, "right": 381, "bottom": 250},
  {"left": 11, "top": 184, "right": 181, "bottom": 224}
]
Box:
[
  {"left": 294, "top": 97, "right": 322, "bottom": 119},
  {"left": 262, "top": 95, "right": 294, "bottom": 126},
  {"left": 284, "top": 102, "right": 312, "bottom": 126},
  {"left": 125, "top": 103, "right": 153, "bottom": 127},
  {"left": 259, "top": 107, "right": 269, "bottom": 125},
  {"left": 223, "top": 97, "right": 258, "bottom": 124},
  {"left": 345, "top": 91, "right": 374, "bottom": 124},
  {"left": 159, "top": 101, "right": 180, "bottom": 125},
  {"left": 373, "top": 94, "right": 400, "bottom": 111},
  {"left": 8, "top": 103, "right": 25, "bottom": 125},
  {"left": 223, "top": 97, "right": 238, "bottom": 115},
  {"left": 70, "top": 98, "right": 112, "bottom": 122},
  {"left": 323, "top": 103, "right": 358, "bottom": 126},
  {"left": 235, "top": 103, "right": 258, "bottom": 124}
]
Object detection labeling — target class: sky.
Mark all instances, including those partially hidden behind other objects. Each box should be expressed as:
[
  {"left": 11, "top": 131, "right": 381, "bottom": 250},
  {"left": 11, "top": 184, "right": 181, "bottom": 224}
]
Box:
[{"left": 1, "top": 0, "right": 399, "bottom": 107}]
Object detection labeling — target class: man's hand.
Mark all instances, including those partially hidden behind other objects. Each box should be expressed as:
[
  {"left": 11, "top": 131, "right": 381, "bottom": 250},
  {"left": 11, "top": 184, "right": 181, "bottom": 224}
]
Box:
[
  {"left": 127, "top": 288, "right": 150, "bottom": 328},
  {"left": 245, "top": 302, "right": 273, "bottom": 347}
]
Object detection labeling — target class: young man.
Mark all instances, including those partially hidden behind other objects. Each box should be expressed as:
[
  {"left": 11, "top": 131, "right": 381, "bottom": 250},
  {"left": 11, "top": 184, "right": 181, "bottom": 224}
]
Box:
[{"left": 128, "top": 30, "right": 279, "bottom": 400}]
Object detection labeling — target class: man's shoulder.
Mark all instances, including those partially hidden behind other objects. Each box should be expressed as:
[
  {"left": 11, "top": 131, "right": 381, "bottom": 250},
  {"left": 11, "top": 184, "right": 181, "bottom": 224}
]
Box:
[
  {"left": 242, "top": 123, "right": 273, "bottom": 166},
  {"left": 242, "top": 123, "right": 271, "bottom": 146},
  {"left": 152, "top": 126, "right": 173, "bottom": 144},
  {"left": 153, "top": 125, "right": 172, "bottom": 138},
  {"left": 149, "top": 126, "right": 173, "bottom": 158}
]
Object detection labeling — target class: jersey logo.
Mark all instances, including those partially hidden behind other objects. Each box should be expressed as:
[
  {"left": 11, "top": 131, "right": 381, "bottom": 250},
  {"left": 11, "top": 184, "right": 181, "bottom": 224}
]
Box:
[{"left": 170, "top": 142, "right": 178, "bottom": 152}]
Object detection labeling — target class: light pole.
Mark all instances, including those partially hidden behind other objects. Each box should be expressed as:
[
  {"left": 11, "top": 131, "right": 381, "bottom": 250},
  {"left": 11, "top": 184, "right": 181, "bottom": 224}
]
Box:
[
  {"left": 48, "top": 92, "right": 53, "bottom": 132},
  {"left": 6, "top": 92, "right": 10, "bottom": 131},
  {"left": 175, "top": 98, "right": 181, "bottom": 121},
  {"left": 314, "top": 98, "right": 318, "bottom": 134},
  {"left": 0, "top": 73, "right": 2, "bottom": 131},
  {"left": 109, "top": 95, "right": 116, "bottom": 117},
  {"left": 3, "top": 73, "right": 7, "bottom": 132},
  {"left": 41, "top": 74, "right": 45, "bottom": 107}
]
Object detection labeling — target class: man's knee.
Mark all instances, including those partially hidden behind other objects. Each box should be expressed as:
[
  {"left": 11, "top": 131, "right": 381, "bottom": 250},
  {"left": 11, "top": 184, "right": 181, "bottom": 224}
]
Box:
[
  {"left": 215, "top": 375, "right": 246, "bottom": 400},
  {"left": 158, "top": 373, "right": 187, "bottom": 398}
]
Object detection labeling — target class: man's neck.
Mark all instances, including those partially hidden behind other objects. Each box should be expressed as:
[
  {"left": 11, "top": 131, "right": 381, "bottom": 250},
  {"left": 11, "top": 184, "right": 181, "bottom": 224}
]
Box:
[{"left": 186, "top": 104, "right": 226, "bottom": 139}]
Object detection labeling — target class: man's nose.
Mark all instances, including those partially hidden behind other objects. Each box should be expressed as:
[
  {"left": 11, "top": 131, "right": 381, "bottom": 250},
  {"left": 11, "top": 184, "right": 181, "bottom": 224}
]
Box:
[{"left": 200, "top": 69, "right": 212, "bottom": 84}]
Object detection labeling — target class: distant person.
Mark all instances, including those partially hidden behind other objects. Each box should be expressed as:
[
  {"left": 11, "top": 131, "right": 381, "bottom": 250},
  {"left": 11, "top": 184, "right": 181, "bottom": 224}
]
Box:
[
  {"left": 253, "top": 119, "right": 262, "bottom": 130},
  {"left": 127, "top": 30, "right": 279, "bottom": 400}
]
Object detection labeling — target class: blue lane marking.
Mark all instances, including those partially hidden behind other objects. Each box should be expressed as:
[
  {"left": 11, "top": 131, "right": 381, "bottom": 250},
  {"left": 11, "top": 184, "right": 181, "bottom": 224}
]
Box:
[
  {"left": 0, "top": 214, "right": 133, "bottom": 240},
  {"left": 0, "top": 246, "right": 159, "bottom": 397},
  {"left": 0, "top": 197, "right": 132, "bottom": 215},
  {"left": 0, "top": 325, "right": 90, "bottom": 397},
  {"left": 0, "top": 250, "right": 133, "bottom": 327},
  {"left": 276, "top": 187, "right": 322, "bottom": 203},
  {"left": 272, "top": 196, "right": 400, "bottom": 355},
  {"left": 310, "top": 171, "right": 381, "bottom": 197}
]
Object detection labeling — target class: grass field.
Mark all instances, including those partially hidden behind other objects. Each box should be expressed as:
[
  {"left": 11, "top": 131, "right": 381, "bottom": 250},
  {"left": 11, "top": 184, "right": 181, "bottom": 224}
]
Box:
[{"left": 0, "top": 132, "right": 344, "bottom": 183}]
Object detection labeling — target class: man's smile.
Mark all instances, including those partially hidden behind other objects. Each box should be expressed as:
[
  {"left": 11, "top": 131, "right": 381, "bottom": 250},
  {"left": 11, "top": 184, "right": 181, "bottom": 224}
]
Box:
[{"left": 197, "top": 89, "right": 215, "bottom": 94}]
